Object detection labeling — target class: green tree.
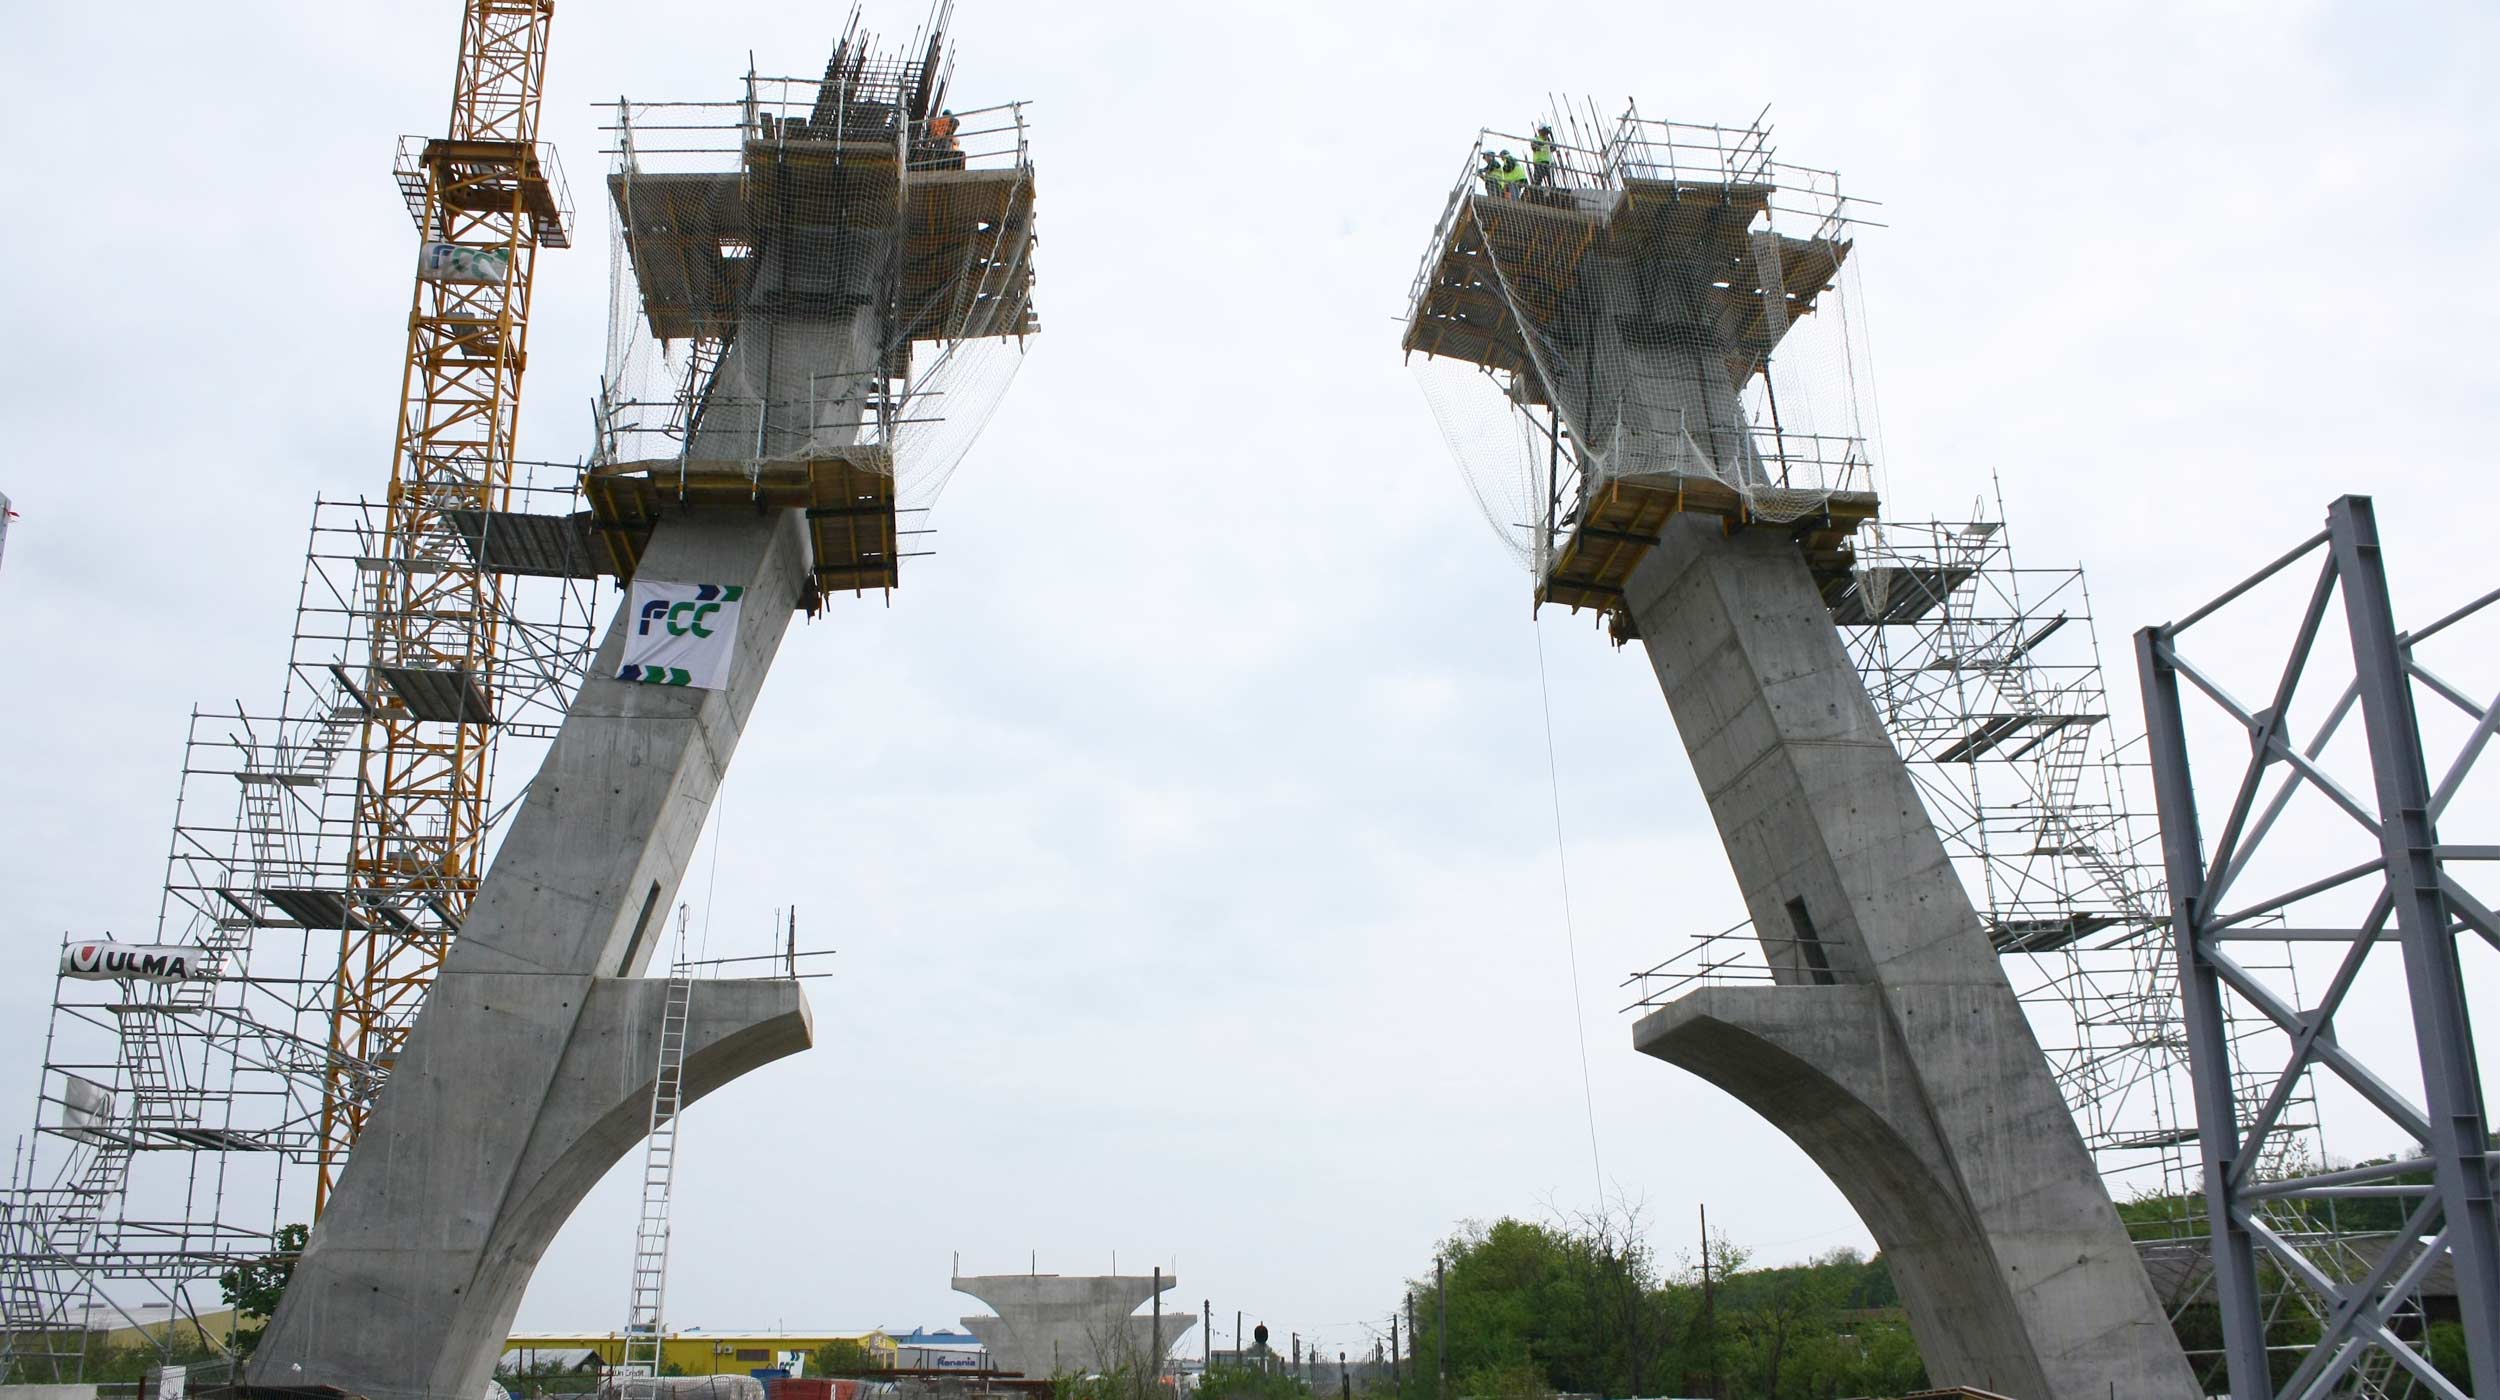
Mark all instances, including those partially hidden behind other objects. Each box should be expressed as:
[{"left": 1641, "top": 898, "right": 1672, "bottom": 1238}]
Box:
[
  {"left": 2424, "top": 1322, "right": 2472, "bottom": 1391},
  {"left": 1396, "top": 1213, "right": 1947, "bottom": 1400},
  {"left": 218, "top": 1222, "right": 309, "bottom": 1355},
  {"left": 809, "top": 1337, "right": 874, "bottom": 1375},
  {"left": 1719, "top": 1255, "right": 1849, "bottom": 1399}
]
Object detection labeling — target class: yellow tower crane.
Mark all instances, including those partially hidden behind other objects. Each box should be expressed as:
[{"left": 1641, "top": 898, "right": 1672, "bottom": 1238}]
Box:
[{"left": 316, "top": 0, "right": 570, "bottom": 1211}]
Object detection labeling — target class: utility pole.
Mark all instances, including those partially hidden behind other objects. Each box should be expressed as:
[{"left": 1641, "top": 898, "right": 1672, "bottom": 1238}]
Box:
[
  {"left": 1204, "top": 1298, "right": 1212, "bottom": 1369},
  {"left": 1390, "top": 1312, "right": 1400, "bottom": 1391},
  {"left": 1405, "top": 1292, "right": 1418, "bottom": 1395},
  {"left": 1435, "top": 1258, "right": 1447, "bottom": 1400},
  {"left": 1700, "top": 1204, "right": 1719, "bottom": 1400},
  {"left": 1149, "top": 1266, "right": 1162, "bottom": 1400},
  {"left": 1235, "top": 1311, "right": 1243, "bottom": 1368},
  {"left": 1340, "top": 1350, "right": 1349, "bottom": 1400}
]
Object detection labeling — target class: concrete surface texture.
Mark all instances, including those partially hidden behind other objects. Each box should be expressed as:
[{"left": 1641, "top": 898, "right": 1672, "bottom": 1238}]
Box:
[
  {"left": 1623, "top": 517, "right": 2199, "bottom": 1400},
  {"left": 953, "top": 1273, "right": 1196, "bottom": 1379},
  {"left": 244, "top": 511, "right": 821, "bottom": 1400}
]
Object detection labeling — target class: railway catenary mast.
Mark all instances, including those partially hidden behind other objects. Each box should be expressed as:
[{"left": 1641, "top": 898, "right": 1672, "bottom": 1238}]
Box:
[{"left": 317, "top": 0, "right": 570, "bottom": 1209}]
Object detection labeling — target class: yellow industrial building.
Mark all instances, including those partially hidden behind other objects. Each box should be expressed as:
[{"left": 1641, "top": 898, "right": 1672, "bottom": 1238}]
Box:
[{"left": 504, "top": 1329, "right": 898, "bottom": 1377}]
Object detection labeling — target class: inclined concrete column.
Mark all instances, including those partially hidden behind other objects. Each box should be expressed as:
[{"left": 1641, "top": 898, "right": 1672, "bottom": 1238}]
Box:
[
  {"left": 252, "top": 149, "right": 916, "bottom": 1399},
  {"left": 1624, "top": 516, "right": 2198, "bottom": 1399},
  {"left": 247, "top": 512, "right": 818, "bottom": 1400}
]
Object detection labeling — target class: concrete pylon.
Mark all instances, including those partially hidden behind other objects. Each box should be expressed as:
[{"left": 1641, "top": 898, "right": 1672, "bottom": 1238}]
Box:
[
  {"left": 246, "top": 512, "right": 818, "bottom": 1400},
  {"left": 1625, "top": 517, "right": 2198, "bottom": 1399},
  {"left": 953, "top": 1272, "right": 1194, "bottom": 1380}
]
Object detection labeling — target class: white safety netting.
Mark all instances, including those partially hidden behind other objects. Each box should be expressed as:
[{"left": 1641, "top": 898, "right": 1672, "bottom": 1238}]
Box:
[
  {"left": 598, "top": 36, "right": 1036, "bottom": 511},
  {"left": 604, "top": 1376, "right": 768, "bottom": 1400},
  {"left": 1406, "top": 112, "right": 1881, "bottom": 573}
]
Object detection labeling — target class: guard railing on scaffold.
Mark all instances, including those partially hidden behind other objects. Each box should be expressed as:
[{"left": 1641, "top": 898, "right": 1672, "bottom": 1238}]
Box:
[
  {"left": 1620, "top": 920, "right": 1820, "bottom": 1014},
  {"left": 612, "top": 81, "right": 1028, "bottom": 176},
  {"left": 391, "top": 135, "right": 576, "bottom": 247},
  {"left": 1402, "top": 109, "right": 1876, "bottom": 333}
]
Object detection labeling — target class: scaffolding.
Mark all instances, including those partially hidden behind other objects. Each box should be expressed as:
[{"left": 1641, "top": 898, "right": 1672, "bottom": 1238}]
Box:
[
  {"left": 1404, "top": 105, "right": 1883, "bottom": 633},
  {"left": 591, "top": 1, "right": 1037, "bottom": 603},
  {"left": 1, "top": 481, "right": 598, "bottom": 1380}
]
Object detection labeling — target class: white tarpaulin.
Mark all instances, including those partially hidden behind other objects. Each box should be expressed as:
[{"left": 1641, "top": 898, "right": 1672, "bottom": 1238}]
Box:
[
  {"left": 60, "top": 1074, "right": 114, "bottom": 1143},
  {"left": 61, "top": 942, "right": 214, "bottom": 983},
  {"left": 617, "top": 580, "right": 746, "bottom": 690}
]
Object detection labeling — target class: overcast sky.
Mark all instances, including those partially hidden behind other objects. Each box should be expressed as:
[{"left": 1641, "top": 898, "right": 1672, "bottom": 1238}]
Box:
[{"left": 3, "top": 0, "right": 2497, "bottom": 1361}]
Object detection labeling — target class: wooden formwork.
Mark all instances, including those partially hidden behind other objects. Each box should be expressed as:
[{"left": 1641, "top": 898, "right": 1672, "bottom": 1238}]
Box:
[{"left": 585, "top": 450, "right": 903, "bottom": 605}]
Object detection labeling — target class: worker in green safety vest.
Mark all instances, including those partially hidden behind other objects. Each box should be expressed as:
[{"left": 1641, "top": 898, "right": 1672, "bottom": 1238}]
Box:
[
  {"left": 1492, "top": 150, "right": 1529, "bottom": 197},
  {"left": 1529, "top": 125, "right": 1556, "bottom": 188}
]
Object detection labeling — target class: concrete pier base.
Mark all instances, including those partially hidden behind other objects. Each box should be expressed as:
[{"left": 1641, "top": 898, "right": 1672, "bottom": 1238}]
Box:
[
  {"left": 247, "top": 511, "right": 820, "bottom": 1400},
  {"left": 1623, "top": 517, "right": 2196, "bottom": 1400},
  {"left": 954, "top": 1273, "right": 1195, "bottom": 1380}
]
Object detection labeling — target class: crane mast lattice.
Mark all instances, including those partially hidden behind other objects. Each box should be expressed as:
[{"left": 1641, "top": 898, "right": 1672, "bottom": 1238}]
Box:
[{"left": 317, "top": 0, "right": 571, "bottom": 1209}]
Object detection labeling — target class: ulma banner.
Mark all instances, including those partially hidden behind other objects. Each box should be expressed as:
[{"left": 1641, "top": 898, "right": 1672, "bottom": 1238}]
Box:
[
  {"left": 62, "top": 943, "right": 214, "bottom": 983},
  {"left": 618, "top": 580, "right": 746, "bottom": 690}
]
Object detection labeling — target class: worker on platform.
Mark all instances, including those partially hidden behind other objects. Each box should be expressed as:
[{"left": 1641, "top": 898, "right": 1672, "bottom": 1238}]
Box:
[
  {"left": 1480, "top": 149, "right": 1504, "bottom": 195},
  {"left": 1493, "top": 150, "right": 1529, "bottom": 198},
  {"left": 1529, "top": 125, "right": 1556, "bottom": 188},
  {"left": 925, "top": 107, "right": 964, "bottom": 169}
]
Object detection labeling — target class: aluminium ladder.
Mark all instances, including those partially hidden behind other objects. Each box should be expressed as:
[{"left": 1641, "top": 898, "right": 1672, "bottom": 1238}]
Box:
[{"left": 619, "top": 976, "right": 692, "bottom": 1382}]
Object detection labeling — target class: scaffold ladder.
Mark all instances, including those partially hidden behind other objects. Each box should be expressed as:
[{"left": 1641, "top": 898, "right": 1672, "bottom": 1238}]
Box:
[{"left": 619, "top": 975, "right": 692, "bottom": 1378}]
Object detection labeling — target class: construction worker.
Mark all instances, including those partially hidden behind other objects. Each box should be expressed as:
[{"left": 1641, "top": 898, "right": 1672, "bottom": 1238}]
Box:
[
  {"left": 1494, "top": 149, "right": 1529, "bottom": 198},
  {"left": 1529, "top": 125, "right": 1556, "bottom": 188},
  {"left": 924, "top": 108, "right": 963, "bottom": 169},
  {"left": 1480, "top": 149, "right": 1504, "bottom": 195}
]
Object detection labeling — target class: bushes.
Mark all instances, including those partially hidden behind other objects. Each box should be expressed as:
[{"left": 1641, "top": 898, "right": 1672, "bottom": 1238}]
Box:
[{"left": 1391, "top": 1209, "right": 1924, "bottom": 1400}]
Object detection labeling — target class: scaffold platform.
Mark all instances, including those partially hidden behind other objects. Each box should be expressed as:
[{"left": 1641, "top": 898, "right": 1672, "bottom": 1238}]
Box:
[
  {"left": 1403, "top": 184, "right": 1848, "bottom": 394},
  {"left": 612, "top": 158, "right": 1036, "bottom": 346},
  {"left": 1538, "top": 478, "right": 1882, "bottom": 640},
  {"left": 583, "top": 450, "right": 903, "bottom": 601}
]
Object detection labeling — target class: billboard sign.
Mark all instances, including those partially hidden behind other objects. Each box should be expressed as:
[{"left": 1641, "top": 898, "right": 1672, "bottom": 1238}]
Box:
[
  {"left": 61, "top": 942, "right": 215, "bottom": 983},
  {"left": 617, "top": 581, "right": 746, "bottom": 690}
]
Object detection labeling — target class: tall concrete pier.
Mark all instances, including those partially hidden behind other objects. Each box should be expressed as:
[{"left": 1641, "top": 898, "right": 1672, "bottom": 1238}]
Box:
[
  {"left": 1404, "top": 114, "right": 2195, "bottom": 1398},
  {"left": 246, "top": 514, "right": 817, "bottom": 1400},
  {"left": 1624, "top": 519, "right": 2194, "bottom": 1398},
  {"left": 954, "top": 1270, "right": 1195, "bottom": 1380},
  {"left": 251, "top": 23, "right": 1038, "bottom": 1398}
]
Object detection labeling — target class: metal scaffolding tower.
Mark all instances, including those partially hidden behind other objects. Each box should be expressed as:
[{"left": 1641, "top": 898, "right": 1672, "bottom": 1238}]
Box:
[
  {"left": 1834, "top": 500, "right": 2206, "bottom": 1199},
  {"left": 0, "top": 487, "right": 598, "bottom": 1380}
]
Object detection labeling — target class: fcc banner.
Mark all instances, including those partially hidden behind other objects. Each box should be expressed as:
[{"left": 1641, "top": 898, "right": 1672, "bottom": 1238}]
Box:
[
  {"left": 618, "top": 581, "right": 746, "bottom": 690},
  {"left": 62, "top": 943, "right": 214, "bottom": 984}
]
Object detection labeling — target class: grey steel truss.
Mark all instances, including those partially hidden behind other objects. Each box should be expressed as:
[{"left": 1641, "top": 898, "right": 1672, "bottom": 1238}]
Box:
[{"left": 2138, "top": 494, "right": 2499, "bottom": 1399}]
